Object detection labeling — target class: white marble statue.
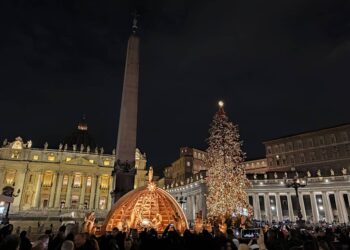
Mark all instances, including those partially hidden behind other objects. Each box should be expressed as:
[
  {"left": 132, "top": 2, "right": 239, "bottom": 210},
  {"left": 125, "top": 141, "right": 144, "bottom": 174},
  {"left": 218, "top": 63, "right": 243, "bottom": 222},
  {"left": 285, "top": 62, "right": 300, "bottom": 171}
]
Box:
[
  {"left": 59, "top": 143, "right": 63, "bottom": 151},
  {"left": 44, "top": 142, "right": 48, "bottom": 150},
  {"left": 86, "top": 146, "right": 90, "bottom": 153},
  {"left": 274, "top": 172, "right": 278, "bottom": 179},
  {"left": 73, "top": 144, "right": 77, "bottom": 152},
  {"left": 2, "top": 139, "right": 7, "bottom": 146},
  {"left": 253, "top": 174, "right": 257, "bottom": 180},
  {"left": 26, "top": 140, "right": 32, "bottom": 148},
  {"left": 264, "top": 173, "right": 267, "bottom": 179},
  {"left": 330, "top": 169, "right": 335, "bottom": 176},
  {"left": 80, "top": 144, "right": 84, "bottom": 152},
  {"left": 317, "top": 169, "right": 322, "bottom": 177},
  {"left": 307, "top": 171, "right": 311, "bottom": 178},
  {"left": 100, "top": 147, "right": 104, "bottom": 155},
  {"left": 342, "top": 168, "right": 347, "bottom": 175},
  {"left": 64, "top": 144, "right": 68, "bottom": 151}
]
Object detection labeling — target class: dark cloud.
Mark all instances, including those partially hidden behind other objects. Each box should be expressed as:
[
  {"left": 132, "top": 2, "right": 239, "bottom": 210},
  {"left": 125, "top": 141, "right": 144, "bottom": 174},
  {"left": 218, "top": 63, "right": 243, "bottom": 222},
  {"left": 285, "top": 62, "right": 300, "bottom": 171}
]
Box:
[{"left": 0, "top": 0, "right": 349, "bottom": 171}]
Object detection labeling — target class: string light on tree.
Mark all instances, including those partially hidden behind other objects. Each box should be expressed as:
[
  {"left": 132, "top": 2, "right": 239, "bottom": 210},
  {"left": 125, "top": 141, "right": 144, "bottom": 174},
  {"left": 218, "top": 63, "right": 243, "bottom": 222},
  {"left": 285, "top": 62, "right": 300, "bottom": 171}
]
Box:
[{"left": 205, "top": 100, "right": 251, "bottom": 221}]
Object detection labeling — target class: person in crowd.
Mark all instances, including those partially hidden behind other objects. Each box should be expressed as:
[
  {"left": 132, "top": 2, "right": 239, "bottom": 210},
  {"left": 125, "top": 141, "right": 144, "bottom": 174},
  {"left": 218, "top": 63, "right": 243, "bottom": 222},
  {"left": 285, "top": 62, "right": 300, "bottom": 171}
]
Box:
[
  {"left": 60, "top": 241, "right": 74, "bottom": 250},
  {"left": 19, "top": 231, "right": 32, "bottom": 250},
  {"left": 0, "top": 234, "right": 20, "bottom": 250}
]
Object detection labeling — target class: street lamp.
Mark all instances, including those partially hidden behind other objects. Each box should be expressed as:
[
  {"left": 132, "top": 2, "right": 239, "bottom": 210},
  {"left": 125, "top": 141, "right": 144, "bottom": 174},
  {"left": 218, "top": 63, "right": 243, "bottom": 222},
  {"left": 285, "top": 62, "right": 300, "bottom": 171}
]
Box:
[
  {"left": 1, "top": 184, "right": 20, "bottom": 225},
  {"left": 284, "top": 175, "right": 307, "bottom": 224},
  {"left": 177, "top": 192, "right": 187, "bottom": 209}
]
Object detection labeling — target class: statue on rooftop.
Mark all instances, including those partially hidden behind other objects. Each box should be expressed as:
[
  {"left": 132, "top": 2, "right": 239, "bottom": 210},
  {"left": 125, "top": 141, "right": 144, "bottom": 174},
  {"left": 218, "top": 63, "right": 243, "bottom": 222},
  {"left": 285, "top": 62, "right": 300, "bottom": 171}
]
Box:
[
  {"left": 307, "top": 171, "right": 311, "bottom": 178},
  {"left": 73, "top": 144, "right": 77, "bottom": 152},
  {"left": 64, "top": 144, "right": 68, "bottom": 151},
  {"left": 44, "top": 142, "right": 48, "bottom": 150},
  {"left": 58, "top": 143, "right": 63, "bottom": 151},
  {"left": 342, "top": 168, "right": 347, "bottom": 175},
  {"left": 86, "top": 146, "right": 90, "bottom": 154},
  {"left": 317, "top": 169, "right": 322, "bottom": 177},
  {"left": 330, "top": 169, "right": 335, "bottom": 176}
]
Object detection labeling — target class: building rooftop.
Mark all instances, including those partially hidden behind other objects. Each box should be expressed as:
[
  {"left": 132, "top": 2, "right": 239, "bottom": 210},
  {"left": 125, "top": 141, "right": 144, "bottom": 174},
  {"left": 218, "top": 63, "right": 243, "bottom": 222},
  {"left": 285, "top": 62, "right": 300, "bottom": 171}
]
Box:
[{"left": 263, "top": 123, "right": 350, "bottom": 144}]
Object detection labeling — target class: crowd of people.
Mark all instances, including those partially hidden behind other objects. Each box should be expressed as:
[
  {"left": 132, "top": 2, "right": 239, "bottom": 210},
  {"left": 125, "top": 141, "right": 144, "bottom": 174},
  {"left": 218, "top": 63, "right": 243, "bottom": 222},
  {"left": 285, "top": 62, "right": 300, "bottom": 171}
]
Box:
[{"left": 0, "top": 222, "right": 349, "bottom": 250}]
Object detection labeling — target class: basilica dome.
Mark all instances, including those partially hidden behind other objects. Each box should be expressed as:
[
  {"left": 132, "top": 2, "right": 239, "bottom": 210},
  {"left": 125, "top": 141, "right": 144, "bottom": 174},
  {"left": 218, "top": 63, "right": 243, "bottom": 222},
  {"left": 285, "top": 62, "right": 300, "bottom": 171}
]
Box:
[{"left": 101, "top": 168, "right": 188, "bottom": 234}]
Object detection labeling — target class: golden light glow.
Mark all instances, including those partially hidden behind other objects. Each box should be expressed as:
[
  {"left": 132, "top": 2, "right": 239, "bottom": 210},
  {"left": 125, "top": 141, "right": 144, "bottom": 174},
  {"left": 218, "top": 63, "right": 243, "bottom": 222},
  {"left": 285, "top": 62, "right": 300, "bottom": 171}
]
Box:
[
  {"left": 218, "top": 100, "right": 224, "bottom": 108},
  {"left": 89, "top": 159, "right": 94, "bottom": 164},
  {"left": 103, "top": 160, "right": 110, "bottom": 166},
  {"left": 101, "top": 174, "right": 188, "bottom": 234},
  {"left": 33, "top": 155, "right": 39, "bottom": 160},
  {"left": 48, "top": 154, "right": 55, "bottom": 161},
  {"left": 66, "top": 157, "right": 72, "bottom": 162}
]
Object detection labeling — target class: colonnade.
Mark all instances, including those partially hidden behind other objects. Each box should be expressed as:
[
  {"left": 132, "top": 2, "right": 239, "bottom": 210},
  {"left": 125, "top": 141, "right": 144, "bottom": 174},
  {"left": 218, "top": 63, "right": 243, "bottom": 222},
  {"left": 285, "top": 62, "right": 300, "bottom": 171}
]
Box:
[{"left": 247, "top": 190, "right": 350, "bottom": 223}]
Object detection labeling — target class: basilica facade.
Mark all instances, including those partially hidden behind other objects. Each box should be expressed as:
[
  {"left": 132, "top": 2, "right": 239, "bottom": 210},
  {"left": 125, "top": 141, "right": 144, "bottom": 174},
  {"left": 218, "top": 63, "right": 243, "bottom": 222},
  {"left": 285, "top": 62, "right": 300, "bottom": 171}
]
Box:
[{"left": 0, "top": 124, "right": 147, "bottom": 224}]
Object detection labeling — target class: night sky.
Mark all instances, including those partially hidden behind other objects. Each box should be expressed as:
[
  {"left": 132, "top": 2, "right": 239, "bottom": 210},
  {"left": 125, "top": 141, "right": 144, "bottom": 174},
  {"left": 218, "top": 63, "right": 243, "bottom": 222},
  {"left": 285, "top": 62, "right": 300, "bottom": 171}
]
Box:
[{"left": 1, "top": 0, "right": 349, "bottom": 172}]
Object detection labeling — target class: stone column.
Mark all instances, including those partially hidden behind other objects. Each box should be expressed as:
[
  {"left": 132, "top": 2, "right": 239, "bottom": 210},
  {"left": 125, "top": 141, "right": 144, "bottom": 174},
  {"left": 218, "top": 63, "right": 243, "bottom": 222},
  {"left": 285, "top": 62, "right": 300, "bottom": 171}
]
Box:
[
  {"left": 287, "top": 193, "right": 294, "bottom": 221},
  {"left": 107, "top": 176, "right": 113, "bottom": 210},
  {"left": 326, "top": 193, "right": 334, "bottom": 222},
  {"left": 89, "top": 176, "right": 97, "bottom": 209},
  {"left": 65, "top": 175, "right": 74, "bottom": 208},
  {"left": 94, "top": 175, "right": 101, "bottom": 210},
  {"left": 79, "top": 175, "right": 86, "bottom": 209},
  {"left": 298, "top": 193, "right": 307, "bottom": 220},
  {"left": 191, "top": 195, "right": 196, "bottom": 221},
  {"left": 12, "top": 169, "right": 26, "bottom": 212},
  {"left": 276, "top": 193, "right": 283, "bottom": 221},
  {"left": 264, "top": 193, "right": 271, "bottom": 222},
  {"left": 335, "top": 191, "right": 345, "bottom": 223},
  {"left": 54, "top": 173, "right": 64, "bottom": 208},
  {"left": 310, "top": 192, "right": 318, "bottom": 223},
  {"left": 32, "top": 172, "right": 43, "bottom": 208},
  {"left": 0, "top": 168, "right": 6, "bottom": 191},
  {"left": 322, "top": 192, "right": 332, "bottom": 223},
  {"left": 49, "top": 172, "right": 58, "bottom": 208},
  {"left": 253, "top": 194, "right": 261, "bottom": 220}
]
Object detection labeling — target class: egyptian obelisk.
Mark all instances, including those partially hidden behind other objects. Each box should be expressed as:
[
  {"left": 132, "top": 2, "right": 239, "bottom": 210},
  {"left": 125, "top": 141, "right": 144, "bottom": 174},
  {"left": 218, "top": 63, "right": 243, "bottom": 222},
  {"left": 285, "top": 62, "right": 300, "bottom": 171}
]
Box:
[{"left": 112, "top": 15, "right": 140, "bottom": 203}]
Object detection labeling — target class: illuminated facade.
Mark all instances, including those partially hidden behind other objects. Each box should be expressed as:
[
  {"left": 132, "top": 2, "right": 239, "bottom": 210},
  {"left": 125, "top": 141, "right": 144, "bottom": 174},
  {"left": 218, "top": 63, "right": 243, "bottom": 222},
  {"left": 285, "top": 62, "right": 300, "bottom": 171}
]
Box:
[
  {"left": 162, "top": 124, "right": 350, "bottom": 224},
  {"left": 0, "top": 136, "right": 147, "bottom": 222}
]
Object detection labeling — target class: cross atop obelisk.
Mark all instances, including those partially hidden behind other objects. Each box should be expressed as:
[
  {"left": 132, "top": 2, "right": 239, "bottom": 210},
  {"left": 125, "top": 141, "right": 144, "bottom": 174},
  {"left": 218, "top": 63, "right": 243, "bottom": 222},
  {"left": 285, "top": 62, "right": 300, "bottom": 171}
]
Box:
[{"left": 112, "top": 14, "right": 140, "bottom": 203}]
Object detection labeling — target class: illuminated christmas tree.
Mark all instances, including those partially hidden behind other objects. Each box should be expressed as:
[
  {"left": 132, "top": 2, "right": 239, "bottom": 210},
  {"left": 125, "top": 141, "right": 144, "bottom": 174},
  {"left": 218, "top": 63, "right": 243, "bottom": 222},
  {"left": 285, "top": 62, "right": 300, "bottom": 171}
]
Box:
[{"left": 206, "top": 101, "right": 250, "bottom": 220}]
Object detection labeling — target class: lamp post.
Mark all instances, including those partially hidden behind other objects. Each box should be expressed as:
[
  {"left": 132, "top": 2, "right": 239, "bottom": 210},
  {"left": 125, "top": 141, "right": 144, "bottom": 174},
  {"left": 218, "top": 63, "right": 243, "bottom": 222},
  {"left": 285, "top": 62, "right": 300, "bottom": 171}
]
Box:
[
  {"left": 284, "top": 175, "right": 307, "bottom": 224},
  {"left": 177, "top": 192, "right": 187, "bottom": 209},
  {"left": 1, "top": 184, "right": 20, "bottom": 225}
]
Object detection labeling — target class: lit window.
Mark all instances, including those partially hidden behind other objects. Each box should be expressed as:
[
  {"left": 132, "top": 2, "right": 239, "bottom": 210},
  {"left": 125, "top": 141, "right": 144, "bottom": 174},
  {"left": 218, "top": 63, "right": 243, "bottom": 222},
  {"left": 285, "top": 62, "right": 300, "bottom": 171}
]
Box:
[
  {"left": 99, "top": 197, "right": 107, "bottom": 209},
  {"left": 86, "top": 176, "right": 92, "bottom": 187},
  {"left": 71, "top": 195, "right": 79, "bottom": 209},
  {"left": 186, "top": 161, "right": 191, "bottom": 167},
  {"left": 42, "top": 171, "right": 53, "bottom": 187},
  {"left": 62, "top": 175, "right": 68, "bottom": 186},
  {"left": 89, "top": 159, "right": 94, "bottom": 164},
  {"left": 48, "top": 154, "right": 55, "bottom": 161},
  {"left": 100, "top": 175, "right": 109, "bottom": 189},
  {"left": 73, "top": 174, "right": 82, "bottom": 188},
  {"left": 33, "top": 155, "right": 39, "bottom": 161},
  {"left": 5, "top": 170, "right": 16, "bottom": 185},
  {"left": 103, "top": 160, "right": 110, "bottom": 166},
  {"left": 66, "top": 157, "right": 71, "bottom": 162}
]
